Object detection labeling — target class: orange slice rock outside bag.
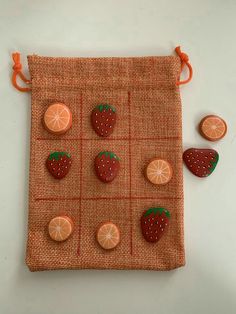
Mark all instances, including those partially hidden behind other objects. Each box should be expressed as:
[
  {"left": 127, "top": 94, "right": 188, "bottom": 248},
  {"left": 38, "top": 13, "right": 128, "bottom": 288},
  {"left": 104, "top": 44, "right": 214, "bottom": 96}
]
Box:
[
  {"left": 96, "top": 222, "right": 120, "bottom": 250},
  {"left": 43, "top": 103, "right": 72, "bottom": 135},
  {"left": 48, "top": 216, "right": 74, "bottom": 242},
  {"left": 199, "top": 115, "right": 227, "bottom": 141},
  {"left": 146, "top": 158, "right": 173, "bottom": 185}
]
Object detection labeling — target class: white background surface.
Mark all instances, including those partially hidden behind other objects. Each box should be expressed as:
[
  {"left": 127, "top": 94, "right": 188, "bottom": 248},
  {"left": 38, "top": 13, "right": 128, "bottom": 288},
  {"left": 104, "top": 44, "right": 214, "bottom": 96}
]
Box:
[{"left": 0, "top": 1, "right": 236, "bottom": 313}]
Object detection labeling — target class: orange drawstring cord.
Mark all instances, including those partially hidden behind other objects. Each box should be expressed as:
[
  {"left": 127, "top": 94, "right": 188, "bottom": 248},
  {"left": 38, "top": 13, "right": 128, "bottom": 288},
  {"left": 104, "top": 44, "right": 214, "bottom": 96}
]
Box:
[
  {"left": 175, "top": 46, "right": 193, "bottom": 86},
  {"left": 12, "top": 52, "right": 31, "bottom": 92}
]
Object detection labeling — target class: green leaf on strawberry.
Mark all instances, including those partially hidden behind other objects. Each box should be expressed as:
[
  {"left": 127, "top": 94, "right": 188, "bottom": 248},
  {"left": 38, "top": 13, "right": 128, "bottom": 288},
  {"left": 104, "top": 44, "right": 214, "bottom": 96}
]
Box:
[
  {"left": 48, "top": 151, "right": 71, "bottom": 160},
  {"left": 144, "top": 207, "right": 170, "bottom": 218},
  {"left": 98, "top": 151, "right": 119, "bottom": 160},
  {"left": 209, "top": 153, "right": 219, "bottom": 174},
  {"left": 96, "top": 104, "right": 116, "bottom": 113}
]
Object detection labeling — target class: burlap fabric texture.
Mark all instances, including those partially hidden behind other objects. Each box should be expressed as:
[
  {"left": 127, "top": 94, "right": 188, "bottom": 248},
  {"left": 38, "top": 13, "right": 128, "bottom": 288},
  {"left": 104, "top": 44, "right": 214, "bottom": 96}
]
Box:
[{"left": 26, "top": 51, "right": 186, "bottom": 271}]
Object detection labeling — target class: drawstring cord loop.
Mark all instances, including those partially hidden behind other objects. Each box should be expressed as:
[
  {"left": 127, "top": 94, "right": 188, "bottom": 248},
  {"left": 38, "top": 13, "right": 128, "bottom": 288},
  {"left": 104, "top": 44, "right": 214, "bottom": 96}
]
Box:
[
  {"left": 12, "top": 52, "right": 31, "bottom": 92},
  {"left": 175, "top": 46, "right": 193, "bottom": 86}
]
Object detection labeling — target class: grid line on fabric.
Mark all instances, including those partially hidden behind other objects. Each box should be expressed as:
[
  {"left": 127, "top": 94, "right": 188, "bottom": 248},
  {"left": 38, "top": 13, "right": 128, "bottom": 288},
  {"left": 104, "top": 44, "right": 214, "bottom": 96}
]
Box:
[
  {"left": 77, "top": 91, "right": 83, "bottom": 255},
  {"left": 36, "top": 137, "right": 181, "bottom": 141},
  {"left": 128, "top": 91, "right": 133, "bottom": 255},
  {"left": 34, "top": 196, "right": 182, "bottom": 201}
]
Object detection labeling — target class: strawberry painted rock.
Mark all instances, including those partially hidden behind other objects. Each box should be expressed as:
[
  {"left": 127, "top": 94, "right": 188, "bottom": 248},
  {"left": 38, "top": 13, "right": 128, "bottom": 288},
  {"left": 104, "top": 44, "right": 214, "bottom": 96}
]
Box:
[
  {"left": 94, "top": 151, "right": 120, "bottom": 183},
  {"left": 141, "top": 207, "right": 170, "bottom": 243},
  {"left": 183, "top": 148, "right": 219, "bottom": 177},
  {"left": 91, "top": 104, "right": 116, "bottom": 137},
  {"left": 46, "top": 151, "right": 72, "bottom": 179}
]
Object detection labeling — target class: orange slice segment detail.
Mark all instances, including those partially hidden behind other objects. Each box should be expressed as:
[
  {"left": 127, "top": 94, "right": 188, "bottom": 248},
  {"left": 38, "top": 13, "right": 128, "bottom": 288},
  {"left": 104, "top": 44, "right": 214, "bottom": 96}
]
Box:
[
  {"left": 199, "top": 115, "right": 227, "bottom": 141},
  {"left": 96, "top": 222, "right": 120, "bottom": 250},
  {"left": 48, "top": 216, "right": 73, "bottom": 242},
  {"left": 146, "top": 158, "right": 173, "bottom": 185},
  {"left": 44, "top": 103, "right": 72, "bottom": 134}
]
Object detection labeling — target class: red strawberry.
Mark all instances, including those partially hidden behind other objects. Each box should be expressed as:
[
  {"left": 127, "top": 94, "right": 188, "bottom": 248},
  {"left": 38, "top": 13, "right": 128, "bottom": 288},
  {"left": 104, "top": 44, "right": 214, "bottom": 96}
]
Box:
[
  {"left": 141, "top": 208, "right": 170, "bottom": 243},
  {"left": 95, "top": 151, "right": 120, "bottom": 183},
  {"left": 183, "top": 148, "right": 219, "bottom": 177},
  {"left": 91, "top": 104, "right": 116, "bottom": 137},
  {"left": 46, "top": 152, "right": 72, "bottom": 179}
]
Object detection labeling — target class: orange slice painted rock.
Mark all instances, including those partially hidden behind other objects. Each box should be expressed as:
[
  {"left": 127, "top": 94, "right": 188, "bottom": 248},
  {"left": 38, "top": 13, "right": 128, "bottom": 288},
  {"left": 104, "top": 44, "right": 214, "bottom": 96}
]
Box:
[
  {"left": 146, "top": 158, "right": 173, "bottom": 185},
  {"left": 43, "top": 103, "right": 72, "bottom": 135},
  {"left": 48, "top": 216, "right": 73, "bottom": 242},
  {"left": 199, "top": 115, "right": 227, "bottom": 141},
  {"left": 96, "top": 222, "right": 120, "bottom": 250}
]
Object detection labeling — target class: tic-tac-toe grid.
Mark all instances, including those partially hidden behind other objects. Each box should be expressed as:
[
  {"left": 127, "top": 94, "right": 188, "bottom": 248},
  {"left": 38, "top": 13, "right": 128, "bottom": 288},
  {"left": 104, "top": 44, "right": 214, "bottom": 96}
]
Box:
[{"left": 26, "top": 55, "right": 185, "bottom": 271}]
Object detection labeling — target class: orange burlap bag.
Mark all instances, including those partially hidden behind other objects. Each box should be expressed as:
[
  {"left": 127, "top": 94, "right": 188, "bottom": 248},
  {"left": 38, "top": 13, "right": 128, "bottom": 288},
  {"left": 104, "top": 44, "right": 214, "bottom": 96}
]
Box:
[{"left": 13, "top": 47, "right": 192, "bottom": 271}]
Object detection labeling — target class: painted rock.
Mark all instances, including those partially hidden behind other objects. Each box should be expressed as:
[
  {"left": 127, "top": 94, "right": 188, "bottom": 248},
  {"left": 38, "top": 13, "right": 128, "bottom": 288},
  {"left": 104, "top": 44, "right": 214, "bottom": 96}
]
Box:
[
  {"left": 199, "top": 115, "right": 227, "bottom": 141},
  {"left": 141, "top": 208, "right": 170, "bottom": 243},
  {"left": 183, "top": 148, "right": 219, "bottom": 177},
  {"left": 46, "top": 151, "right": 72, "bottom": 179},
  {"left": 91, "top": 104, "right": 116, "bottom": 137},
  {"left": 43, "top": 103, "right": 72, "bottom": 135},
  {"left": 94, "top": 151, "right": 120, "bottom": 183},
  {"left": 48, "top": 216, "right": 74, "bottom": 242},
  {"left": 96, "top": 222, "right": 120, "bottom": 250},
  {"left": 146, "top": 158, "right": 173, "bottom": 185}
]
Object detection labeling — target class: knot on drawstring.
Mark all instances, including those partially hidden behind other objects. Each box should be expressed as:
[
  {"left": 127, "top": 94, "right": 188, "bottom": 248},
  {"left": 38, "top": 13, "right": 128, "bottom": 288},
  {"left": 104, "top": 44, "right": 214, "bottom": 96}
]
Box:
[
  {"left": 13, "top": 63, "right": 22, "bottom": 72},
  {"left": 12, "top": 52, "right": 22, "bottom": 71},
  {"left": 175, "top": 46, "right": 193, "bottom": 86},
  {"left": 11, "top": 52, "right": 31, "bottom": 92}
]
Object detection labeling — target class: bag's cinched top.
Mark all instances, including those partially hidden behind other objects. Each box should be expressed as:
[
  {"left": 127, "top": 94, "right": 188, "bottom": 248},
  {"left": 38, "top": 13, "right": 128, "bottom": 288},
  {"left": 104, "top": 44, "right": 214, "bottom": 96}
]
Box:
[{"left": 11, "top": 46, "right": 192, "bottom": 92}]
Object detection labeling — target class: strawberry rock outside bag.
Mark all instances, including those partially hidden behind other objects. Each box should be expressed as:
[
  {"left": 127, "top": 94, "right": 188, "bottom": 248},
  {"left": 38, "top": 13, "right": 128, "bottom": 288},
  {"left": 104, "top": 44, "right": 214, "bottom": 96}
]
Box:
[{"left": 12, "top": 46, "right": 192, "bottom": 271}]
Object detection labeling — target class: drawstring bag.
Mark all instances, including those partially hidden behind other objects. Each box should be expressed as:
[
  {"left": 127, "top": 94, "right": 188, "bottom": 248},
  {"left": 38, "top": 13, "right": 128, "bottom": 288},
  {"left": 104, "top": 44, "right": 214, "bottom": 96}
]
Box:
[{"left": 12, "top": 46, "right": 192, "bottom": 271}]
